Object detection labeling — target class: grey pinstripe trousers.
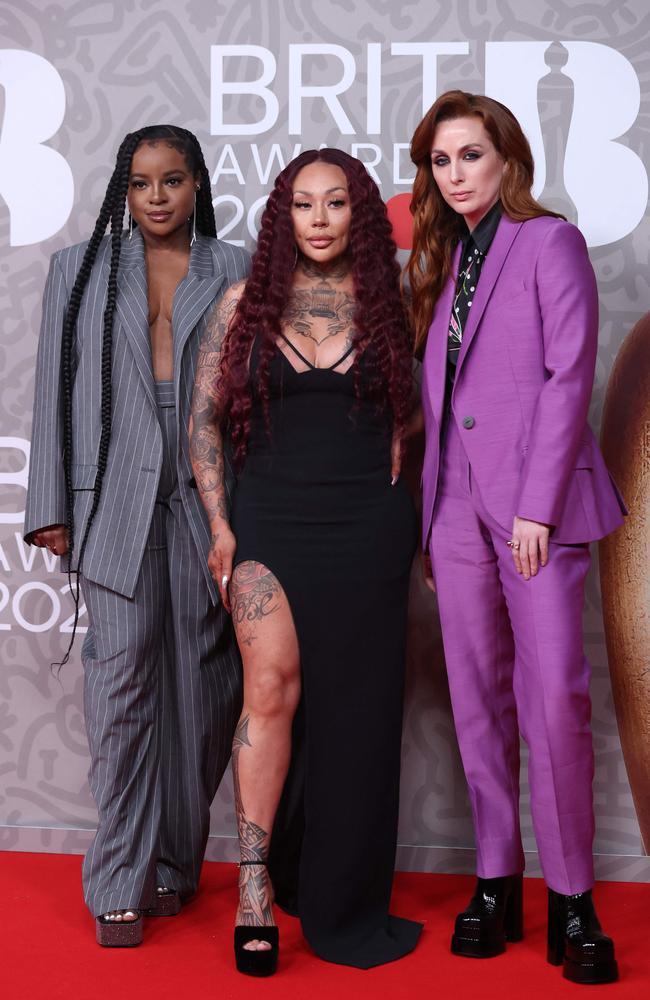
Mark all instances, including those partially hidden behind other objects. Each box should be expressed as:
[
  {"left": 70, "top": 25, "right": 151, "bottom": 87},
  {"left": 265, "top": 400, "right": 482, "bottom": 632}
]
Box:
[{"left": 80, "top": 384, "right": 242, "bottom": 917}]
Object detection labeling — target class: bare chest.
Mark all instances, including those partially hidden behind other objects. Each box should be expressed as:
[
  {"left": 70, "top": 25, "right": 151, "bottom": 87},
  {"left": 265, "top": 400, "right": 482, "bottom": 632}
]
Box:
[{"left": 146, "top": 254, "right": 189, "bottom": 381}]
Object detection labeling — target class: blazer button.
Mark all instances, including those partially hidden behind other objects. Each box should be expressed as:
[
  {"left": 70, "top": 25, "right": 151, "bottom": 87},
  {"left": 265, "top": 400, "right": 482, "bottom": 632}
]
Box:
[{"left": 462, "top": 416, "right": 475, "bottom": 429}]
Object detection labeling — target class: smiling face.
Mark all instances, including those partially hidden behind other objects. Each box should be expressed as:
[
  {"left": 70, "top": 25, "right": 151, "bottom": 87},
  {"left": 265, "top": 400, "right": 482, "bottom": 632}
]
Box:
[
  {"left": 127, "top": 140, "right": 199, "bottom": 244},
  {"left": 430, "top": 116, "right": 506, "bottom": 230},
  {"left": 291, "top": 161, "right": 352, "bottom": 265}
]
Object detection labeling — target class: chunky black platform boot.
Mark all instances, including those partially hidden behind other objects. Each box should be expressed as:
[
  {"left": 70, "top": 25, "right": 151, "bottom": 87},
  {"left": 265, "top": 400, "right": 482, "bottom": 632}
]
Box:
[
  {"left": 451, "top": 874, "right": 523, "bottom": 958},
  {"left": 547, "top": 888, "right": 618, "bottom": 984}
]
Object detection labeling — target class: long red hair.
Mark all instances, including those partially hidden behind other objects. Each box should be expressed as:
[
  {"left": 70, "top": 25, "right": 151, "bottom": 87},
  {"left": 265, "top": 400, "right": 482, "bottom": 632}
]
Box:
[
  {"left": 219, "top": 148, "right": 413, "bottom": 466},
  {"left": 407, "top": 90, "right": 563, "bottom": 352}
]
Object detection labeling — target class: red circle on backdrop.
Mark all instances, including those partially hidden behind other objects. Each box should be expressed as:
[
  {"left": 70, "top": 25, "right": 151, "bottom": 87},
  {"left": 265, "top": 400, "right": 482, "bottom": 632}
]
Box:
[{"left": 386, "top": 192, "right": 413, "bottom": 250}]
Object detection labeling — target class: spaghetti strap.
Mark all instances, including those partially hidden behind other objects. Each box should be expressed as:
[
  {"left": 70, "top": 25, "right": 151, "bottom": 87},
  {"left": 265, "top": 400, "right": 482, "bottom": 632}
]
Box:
[
  {"left": 327, "top": 343, "right": 355, "bottom": 371},
  {"left": 278, "top": 332, "right": 355, "bottom": 372},
  {"left": 278, "top": 332, "right": 315, "bottom": 369}
]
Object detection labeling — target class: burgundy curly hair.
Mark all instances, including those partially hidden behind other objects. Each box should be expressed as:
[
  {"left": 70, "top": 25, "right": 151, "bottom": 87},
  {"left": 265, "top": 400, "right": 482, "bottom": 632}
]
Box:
[{"left": 218, "top": 148, "right": 413, "bottom": 466}]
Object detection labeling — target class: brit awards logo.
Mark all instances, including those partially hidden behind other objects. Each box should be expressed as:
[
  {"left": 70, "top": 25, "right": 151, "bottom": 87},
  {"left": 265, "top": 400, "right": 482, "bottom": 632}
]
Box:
[
  {"left": 211, "top": 39, "right": 648, "bottom": 250},
  {"left": 0, "top": 40, "right": 647, "bottom": 250}
]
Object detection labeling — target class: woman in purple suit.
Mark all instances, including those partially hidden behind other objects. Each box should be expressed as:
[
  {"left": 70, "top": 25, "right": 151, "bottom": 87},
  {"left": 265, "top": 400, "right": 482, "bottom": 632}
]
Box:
[{"left": 407, "top": 91, "right": 626, "bottom": 985}]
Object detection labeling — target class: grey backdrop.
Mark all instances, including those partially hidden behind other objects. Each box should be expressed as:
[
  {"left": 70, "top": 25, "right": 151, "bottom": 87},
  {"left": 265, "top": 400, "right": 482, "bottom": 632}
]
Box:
[{"left": 1, "top": 0, "right": 649, "bottom": 882}]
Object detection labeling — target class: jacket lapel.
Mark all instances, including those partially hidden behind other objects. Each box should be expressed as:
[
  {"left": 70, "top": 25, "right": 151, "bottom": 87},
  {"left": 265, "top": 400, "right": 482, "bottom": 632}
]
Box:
[
  {"left": 172, "top": 236, "right": 226, "bottom": 386},
  {"left": 454, "top": 215, "right": 523, "bottom": 377},
  {"left": 424, "top": 242, "right": 461, "bottom": 428},
  {"left": 114, "top": 230, "right": 156, "bottom": 409},
  {"left": 114, "top": 232, "right": 226, "bottom": 406}
]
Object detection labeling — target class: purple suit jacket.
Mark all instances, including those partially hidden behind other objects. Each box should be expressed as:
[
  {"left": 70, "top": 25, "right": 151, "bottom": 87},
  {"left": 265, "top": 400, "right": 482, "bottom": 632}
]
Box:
[{"left": 421, "top": 214, "right": 626, "bottom": 547}]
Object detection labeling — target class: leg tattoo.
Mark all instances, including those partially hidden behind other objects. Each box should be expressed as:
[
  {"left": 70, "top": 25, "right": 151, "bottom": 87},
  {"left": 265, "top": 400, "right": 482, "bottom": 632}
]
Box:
[
  {"left": 231, "top": 562, "right": 281, "bottom": 648},
  {"left": 233, "top": 715, "right": 274, "bottom": 926}
]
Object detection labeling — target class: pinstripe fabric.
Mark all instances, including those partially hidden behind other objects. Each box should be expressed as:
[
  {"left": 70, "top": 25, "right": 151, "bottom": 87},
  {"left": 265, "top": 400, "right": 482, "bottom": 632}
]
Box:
[
  {"left": 24, "top": 231, "right": 250, "bottom": 918},
  {"left": 24, "top": 230, "right": 250, "bottom": 601},
  {"left": 81, "top": 402, "right": 242, "bottom": 916}
]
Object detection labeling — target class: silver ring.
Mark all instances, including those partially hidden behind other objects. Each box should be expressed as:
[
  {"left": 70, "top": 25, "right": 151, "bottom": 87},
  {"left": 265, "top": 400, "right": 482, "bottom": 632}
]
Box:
[{"left": 507, "top": 539, "right": 521, "bottom": 551}]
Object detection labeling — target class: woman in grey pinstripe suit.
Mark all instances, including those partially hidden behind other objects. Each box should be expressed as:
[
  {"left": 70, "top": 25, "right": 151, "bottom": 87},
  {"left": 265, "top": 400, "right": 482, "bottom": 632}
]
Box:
[{"left": 24, "top": 126, "right": 249, "bottom": 946}]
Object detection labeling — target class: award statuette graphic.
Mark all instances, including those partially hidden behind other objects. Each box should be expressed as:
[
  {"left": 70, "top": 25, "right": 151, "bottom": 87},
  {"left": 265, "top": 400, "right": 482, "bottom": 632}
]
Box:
[
  {"left": 537, "top": 41, "right": 578, "bottom": 225},
  {"left": 599, "top": 311, "right": 650, "bottom": 854}
]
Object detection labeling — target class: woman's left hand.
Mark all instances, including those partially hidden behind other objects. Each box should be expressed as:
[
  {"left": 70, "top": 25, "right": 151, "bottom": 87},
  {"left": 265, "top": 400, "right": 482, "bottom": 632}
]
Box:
[{"left": 510, "top": 516, "right": 550, "bottom": 580}]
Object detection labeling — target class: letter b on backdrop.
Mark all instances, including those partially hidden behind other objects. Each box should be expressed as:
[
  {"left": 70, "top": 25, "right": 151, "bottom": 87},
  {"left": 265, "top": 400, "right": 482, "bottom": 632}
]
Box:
[
  {"left": 0, "top": 49, "right": 74, "bottom": 246},
  {"left": 485, "top": 41, "right": 647, "bottom": 248}
]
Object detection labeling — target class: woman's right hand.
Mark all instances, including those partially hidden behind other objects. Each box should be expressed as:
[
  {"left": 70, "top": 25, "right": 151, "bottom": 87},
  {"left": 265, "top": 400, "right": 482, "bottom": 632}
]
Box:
[
  {"left": 31, "top": 524, "right": 68, "bottom": 556},
  {"left": 208, "top": 521, "right": 236, "bottom": 612}
]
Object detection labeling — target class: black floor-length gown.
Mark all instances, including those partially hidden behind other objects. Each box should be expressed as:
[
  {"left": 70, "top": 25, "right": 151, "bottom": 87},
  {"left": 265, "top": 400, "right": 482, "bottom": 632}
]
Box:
[{"left": 230, "top": 335, "right": 422, "bottom": 968}]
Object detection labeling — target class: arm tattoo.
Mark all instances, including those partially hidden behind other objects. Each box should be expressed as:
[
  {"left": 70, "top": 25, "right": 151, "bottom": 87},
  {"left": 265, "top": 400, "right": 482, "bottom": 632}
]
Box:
[{"left": 189, "top": 287, "right": 242, "bottom": 526}]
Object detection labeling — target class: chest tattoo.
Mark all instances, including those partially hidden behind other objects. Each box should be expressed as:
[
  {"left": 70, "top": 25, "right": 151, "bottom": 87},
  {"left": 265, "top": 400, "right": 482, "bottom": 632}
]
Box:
[{"left": 283, "top": 279, "right": 355, "bottom": 346}]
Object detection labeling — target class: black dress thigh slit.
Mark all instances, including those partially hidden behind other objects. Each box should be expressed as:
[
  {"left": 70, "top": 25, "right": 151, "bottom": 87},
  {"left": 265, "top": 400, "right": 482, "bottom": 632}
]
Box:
[{"left": 229, "top": 336, "right": 422, "bottom": 968}]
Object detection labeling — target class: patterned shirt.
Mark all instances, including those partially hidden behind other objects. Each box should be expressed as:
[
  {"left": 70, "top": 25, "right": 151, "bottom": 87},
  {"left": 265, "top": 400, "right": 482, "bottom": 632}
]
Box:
[{"left": 445, "top": 200, "right": 502, "bottom": 404}]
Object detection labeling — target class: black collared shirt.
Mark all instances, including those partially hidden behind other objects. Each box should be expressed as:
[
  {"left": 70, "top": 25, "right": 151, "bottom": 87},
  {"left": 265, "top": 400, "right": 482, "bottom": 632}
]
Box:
[{"left": 446, "top": 200, "right": 502, "bottom": 400}]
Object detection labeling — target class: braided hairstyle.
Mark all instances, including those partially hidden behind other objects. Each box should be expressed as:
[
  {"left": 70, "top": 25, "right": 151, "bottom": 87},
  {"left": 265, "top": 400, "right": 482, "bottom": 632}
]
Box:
[{"left": 57, "top": 124, "right": 216, "bottom": 667}]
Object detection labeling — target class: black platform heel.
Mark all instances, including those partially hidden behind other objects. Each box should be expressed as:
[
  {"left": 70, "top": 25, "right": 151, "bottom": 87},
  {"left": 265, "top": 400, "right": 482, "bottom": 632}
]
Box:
[
  {"left": 234, "top": 861, "right": 279, "bottom": 977},
  {"left": 547, "top": 888, "right": 618, "bottom": 984},
  {"left": 451, "top": 874, "right": 523, "bottom": 958}
]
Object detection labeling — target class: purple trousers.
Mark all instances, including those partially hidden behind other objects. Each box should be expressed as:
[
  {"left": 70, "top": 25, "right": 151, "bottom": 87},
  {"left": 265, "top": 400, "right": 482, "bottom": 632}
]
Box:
[{"left": 429, "top": 418, "right": 595, "bottom": 895}]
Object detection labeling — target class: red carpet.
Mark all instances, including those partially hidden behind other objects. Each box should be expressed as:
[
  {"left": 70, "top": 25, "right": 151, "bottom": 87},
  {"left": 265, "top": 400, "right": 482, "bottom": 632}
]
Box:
[{"left": 3, "top": 852, "right": 648, "bottom": 999}]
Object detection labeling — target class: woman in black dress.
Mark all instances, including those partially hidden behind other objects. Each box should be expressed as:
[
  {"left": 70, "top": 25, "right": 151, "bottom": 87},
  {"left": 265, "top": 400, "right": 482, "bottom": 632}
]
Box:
[{"left": 190, "top": 148, "right": 421, "bottom": 974}]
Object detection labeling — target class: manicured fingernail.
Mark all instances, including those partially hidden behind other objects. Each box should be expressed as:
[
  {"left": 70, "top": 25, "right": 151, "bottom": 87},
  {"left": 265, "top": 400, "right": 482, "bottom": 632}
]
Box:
[{"left": 391, "top": 476, "right": 398, "bottom": 486}]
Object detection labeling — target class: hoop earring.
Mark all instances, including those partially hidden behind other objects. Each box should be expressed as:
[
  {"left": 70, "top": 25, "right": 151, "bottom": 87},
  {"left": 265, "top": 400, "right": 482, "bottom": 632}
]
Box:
[
  {"left": 128, "top": 212, "right": 133, "bottom": 240},
  {"left": 293, "top": 245, "right": 298, "bottom": 269},
  {"left": 190, "top": 191, "right": 197, "bottom": 247}
]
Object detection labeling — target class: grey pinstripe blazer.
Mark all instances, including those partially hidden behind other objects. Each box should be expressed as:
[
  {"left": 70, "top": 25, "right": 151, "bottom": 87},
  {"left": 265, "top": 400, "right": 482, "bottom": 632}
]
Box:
[{"left": 24, "top": 230, "right": 250, "bottom": 601}]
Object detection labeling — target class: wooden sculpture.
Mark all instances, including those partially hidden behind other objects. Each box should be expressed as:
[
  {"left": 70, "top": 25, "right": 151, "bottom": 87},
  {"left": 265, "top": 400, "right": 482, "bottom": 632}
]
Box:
[{"left": 600, "top": 311, "right": 650, "bottom": 853}]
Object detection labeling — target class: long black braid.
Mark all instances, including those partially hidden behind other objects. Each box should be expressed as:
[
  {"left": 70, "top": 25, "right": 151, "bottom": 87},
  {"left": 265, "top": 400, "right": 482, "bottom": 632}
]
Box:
[{"left": 56, "top": 124, "right": 217, "bottom": 668}]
